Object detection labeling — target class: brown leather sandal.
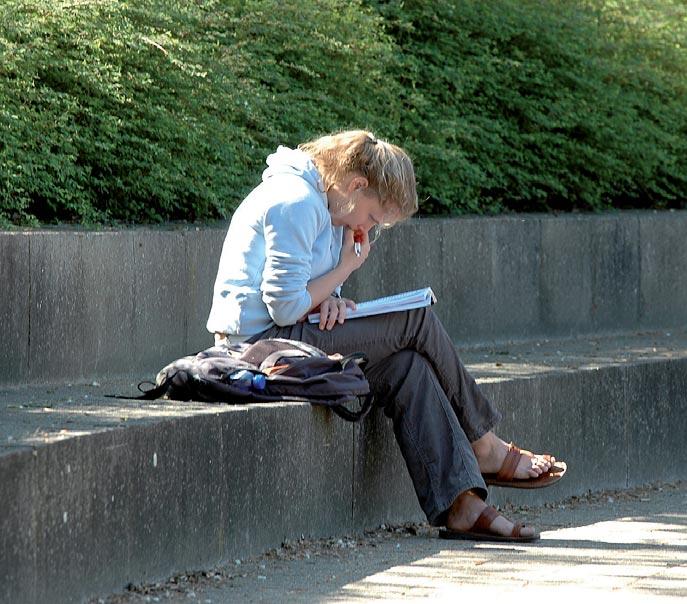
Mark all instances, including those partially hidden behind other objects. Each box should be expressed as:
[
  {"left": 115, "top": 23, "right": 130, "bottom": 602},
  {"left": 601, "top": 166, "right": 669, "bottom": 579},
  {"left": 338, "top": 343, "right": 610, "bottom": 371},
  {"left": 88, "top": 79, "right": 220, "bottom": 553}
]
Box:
[
  {"left": 439, "top": 505, "right": 539, "bottom": 542},
  {"left": 482, "top": 442, "right": 567, "bottom": 489}
]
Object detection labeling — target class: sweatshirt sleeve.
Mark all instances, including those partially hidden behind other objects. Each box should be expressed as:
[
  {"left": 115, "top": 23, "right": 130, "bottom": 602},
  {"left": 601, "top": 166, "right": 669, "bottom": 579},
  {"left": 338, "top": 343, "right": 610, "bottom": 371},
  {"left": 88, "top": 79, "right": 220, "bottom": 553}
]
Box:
[{"left": 261, "top": 196, "right": 324, "bottom": 326}]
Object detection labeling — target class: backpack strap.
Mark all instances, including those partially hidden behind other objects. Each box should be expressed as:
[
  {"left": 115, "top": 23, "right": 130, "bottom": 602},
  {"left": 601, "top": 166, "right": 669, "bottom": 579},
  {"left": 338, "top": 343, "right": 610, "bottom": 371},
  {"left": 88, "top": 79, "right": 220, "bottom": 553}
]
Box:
[
  {"left": 108, "top": 379, "right": 172, "bottom": 401},
  {"left": 322, "top": 352, "right": 372, "bottom": 422},
  {"left": 259, "top": 349, "right": 311, "bottom": 371},
  {"left": 329, "top": 392, "right": 374, "bottom": 422},
  {"left": 240, "top": 338, "right": 327, "bottom": 366},
  {"left": 338, "top": 352, "right": 368, "bottom": 370},
  {"left": 260, "top": 350, "right": 367, "bottom": 374}
]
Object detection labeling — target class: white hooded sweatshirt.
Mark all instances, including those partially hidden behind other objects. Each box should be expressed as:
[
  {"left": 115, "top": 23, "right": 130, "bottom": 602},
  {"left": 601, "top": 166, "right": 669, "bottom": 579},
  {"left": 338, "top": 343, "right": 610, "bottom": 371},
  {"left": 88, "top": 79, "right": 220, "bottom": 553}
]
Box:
[{"left": 206, "top": 146, "right": 344, "bottom": 337}]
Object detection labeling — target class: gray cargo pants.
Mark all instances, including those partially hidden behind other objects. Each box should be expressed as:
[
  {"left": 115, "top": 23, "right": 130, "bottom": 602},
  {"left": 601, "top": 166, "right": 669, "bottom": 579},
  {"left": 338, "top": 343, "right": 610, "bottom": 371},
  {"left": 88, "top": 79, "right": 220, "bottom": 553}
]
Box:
[{"left": 253, "top": 307, "right": 501, "bottom": 526}]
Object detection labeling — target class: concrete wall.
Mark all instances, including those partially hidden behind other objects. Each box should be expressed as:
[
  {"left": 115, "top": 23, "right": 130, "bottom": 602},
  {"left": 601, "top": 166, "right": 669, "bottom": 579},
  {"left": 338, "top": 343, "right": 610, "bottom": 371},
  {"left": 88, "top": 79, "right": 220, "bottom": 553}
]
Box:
[
  {"left": 0, "top": 228, "right": 225, "bottom": 385},
  {"left": 346, "top": 211, "right": 687, "bottom": 342},
  {"left": 1, "top": 211, "right": 686, "bottom": 385},
  {"left": 2, "top": 210, "right": 687, "bottom": 602}
]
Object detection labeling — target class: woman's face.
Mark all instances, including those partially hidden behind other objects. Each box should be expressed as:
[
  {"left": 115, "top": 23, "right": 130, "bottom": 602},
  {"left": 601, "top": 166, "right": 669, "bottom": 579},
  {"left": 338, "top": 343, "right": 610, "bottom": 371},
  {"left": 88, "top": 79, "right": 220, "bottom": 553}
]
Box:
[{"left": 329, "top": 175, "right": 399, "bottom": 235}]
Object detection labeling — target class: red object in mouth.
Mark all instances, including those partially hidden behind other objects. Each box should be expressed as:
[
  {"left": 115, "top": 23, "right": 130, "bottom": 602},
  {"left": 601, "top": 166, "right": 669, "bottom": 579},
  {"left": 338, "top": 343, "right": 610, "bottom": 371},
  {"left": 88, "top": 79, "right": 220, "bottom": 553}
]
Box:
[{"left": 353, "top": 229, "right": 364, "bottom": 243}]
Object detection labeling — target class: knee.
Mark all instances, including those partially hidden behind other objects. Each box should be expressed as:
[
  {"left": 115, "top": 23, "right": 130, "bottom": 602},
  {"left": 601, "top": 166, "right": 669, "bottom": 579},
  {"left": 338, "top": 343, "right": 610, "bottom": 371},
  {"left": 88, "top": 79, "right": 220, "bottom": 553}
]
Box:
[
  {"left": 377, "top": 349, "right": 430, "bottom": 381},
  {"left": 368, "top": 350, "right": 433, "bottom": 404},
  {"left": 407, "top": 305, "right": 444, "bottom": 336},
  {"left": 408, "top": 305, "right": 435, "bottom": 324}
]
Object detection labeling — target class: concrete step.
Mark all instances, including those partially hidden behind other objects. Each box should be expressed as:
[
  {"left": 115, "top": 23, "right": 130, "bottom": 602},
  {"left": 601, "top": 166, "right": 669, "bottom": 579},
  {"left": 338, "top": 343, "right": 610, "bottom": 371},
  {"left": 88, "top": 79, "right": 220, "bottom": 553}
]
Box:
[
  {"left": 1, "top": 329, "right": 686, "bottom": 603},
  {"left": 101, "top": 481, "right": 687, "bottom": 603}
]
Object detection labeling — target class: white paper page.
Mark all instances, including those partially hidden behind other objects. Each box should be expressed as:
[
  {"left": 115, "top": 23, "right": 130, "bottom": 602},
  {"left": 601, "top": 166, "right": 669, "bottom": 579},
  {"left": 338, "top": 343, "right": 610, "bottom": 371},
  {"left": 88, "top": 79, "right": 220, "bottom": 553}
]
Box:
[{"left": 307, "top": 287, "right": 436, "bottom": 323}]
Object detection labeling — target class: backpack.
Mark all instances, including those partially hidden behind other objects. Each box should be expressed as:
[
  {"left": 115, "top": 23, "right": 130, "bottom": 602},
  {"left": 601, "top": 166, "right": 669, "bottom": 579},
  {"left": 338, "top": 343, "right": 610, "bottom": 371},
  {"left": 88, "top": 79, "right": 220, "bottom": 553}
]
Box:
[{"left": 137, "top": 338, "right": 373, "bottom": 422}]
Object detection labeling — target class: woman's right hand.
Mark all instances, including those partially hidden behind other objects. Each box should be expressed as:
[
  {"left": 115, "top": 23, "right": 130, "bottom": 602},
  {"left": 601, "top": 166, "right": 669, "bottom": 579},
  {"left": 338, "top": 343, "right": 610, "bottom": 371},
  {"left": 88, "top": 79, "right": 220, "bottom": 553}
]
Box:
[
  {"left": 340, "top": 227, "right": 370, "bottom": 274},
  {"left": 305, "top": 228, "right": 371, "bottom": 317}
]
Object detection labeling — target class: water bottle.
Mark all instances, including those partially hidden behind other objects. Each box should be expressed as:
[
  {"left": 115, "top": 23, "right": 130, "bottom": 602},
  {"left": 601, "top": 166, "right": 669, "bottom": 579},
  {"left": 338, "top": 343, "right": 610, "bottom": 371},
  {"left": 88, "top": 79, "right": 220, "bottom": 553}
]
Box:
[
  {"left": 251, "top": 373, "right": 266, "bottom": 391},
  {"left": 229, "top": 369, "right": 253, "bottom": 390},
  {"left": 229, "top": 369, "right": 266, "bottom": 391}
]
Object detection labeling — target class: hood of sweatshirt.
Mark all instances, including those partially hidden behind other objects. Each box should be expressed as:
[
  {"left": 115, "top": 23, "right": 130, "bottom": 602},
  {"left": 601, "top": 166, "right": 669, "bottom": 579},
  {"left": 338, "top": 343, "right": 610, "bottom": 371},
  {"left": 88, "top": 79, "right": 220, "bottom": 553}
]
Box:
[{"left": 262, "top": 146, "right": 325, "bottom": 194}]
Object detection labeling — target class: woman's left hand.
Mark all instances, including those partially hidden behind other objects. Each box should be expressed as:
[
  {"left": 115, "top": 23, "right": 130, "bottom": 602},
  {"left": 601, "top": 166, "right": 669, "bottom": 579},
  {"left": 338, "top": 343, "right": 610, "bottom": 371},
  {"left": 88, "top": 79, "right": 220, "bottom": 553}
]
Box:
[{"left": 317, "top": 296, "right": 357, "bottom": 331}]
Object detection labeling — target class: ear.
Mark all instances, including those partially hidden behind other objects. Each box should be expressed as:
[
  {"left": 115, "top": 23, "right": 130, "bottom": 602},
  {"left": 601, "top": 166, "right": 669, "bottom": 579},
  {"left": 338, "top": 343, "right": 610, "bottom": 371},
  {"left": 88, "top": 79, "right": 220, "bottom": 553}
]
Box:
[{"left": 347, "top": 175, "right": 369, "bottom": 193}]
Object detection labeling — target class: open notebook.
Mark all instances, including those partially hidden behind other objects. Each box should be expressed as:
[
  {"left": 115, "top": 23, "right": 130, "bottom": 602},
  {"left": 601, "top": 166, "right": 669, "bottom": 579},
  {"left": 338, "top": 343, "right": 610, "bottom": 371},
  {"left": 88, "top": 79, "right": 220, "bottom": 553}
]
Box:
[{"left": 307, "top": 287, "right": 437, "bottom": 323}]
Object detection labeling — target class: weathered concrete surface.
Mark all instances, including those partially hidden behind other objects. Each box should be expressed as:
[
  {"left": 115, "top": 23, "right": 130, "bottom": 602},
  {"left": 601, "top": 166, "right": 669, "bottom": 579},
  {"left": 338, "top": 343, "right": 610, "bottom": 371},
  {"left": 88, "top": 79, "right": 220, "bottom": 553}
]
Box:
[
  {"left": 1, "top": 330, "right": 686, "bottom": 603},
  {"left": 183, "top": 228, "right": 226, "bottom": 352},
  {"left": 132, "top": 230, "right": 189, "bottom": 371},
  {"left": 2, "top": 212, "right": 686, "bottom": 601},
  {"left": 0, "top": 232, "right": 30, "bottom": 383},
  {"left": 0, "top": 226, "right": 228, "bottom": 387},
  {"left": 639, "top": 212, "right": 687, "bottom": 328},
  {"left": 80, "top": 231, "right": 137, "bottom": 377},
  {"left": 29, "top": 232, "right": 87, "bottom": 381},
  {"left": 352, "top": 407, "right": 424, "bottom": 529},
  {"left": 540, "top": 217, "right": 593, "bottom": 333},
  {"left": 347, "top": 211, "right": 687, "bottom": 344},
  {"left": 0, "top": 394, "right": 352, "bottom": 604},
  {"left": 591, "top": 216, "right": 641, "bottom": 331},
  {"left": 438, "top": 217, "right": 496, "bottom": 341},
  {"left": 3, "top": 211, "right": 687, "bottom": 385}
]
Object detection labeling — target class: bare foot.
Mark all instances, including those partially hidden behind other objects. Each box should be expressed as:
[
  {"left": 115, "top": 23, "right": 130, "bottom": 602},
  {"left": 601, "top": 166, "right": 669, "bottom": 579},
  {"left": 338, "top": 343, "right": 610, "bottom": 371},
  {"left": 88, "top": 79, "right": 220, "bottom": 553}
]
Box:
[
  {"left": 472, "top": 432, "right": 554, "bottom": 479},
  {"left": 446, "top": 490, "right": 538, "bottom": 539}
]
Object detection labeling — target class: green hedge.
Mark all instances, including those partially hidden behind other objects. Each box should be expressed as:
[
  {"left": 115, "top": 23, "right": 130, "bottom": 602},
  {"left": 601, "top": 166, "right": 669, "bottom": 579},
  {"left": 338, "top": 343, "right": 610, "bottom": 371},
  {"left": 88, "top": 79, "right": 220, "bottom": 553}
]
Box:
[
  {"left": 0, "top": 0, "right": 685, "bottom": 225},
  {"left": 369, "top": 0, "right": 687, "bottom": 214}
]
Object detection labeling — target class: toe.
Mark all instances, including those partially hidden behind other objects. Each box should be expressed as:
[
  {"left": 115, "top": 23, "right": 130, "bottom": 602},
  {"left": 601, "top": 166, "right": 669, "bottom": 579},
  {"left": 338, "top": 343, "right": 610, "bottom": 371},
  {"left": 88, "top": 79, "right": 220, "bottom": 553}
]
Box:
[
  {"left": 490, "top": 513, "right": 538, "bottom": 539},
  {"left": 532, "top": 454, "right": 552, "bottom": 473}
]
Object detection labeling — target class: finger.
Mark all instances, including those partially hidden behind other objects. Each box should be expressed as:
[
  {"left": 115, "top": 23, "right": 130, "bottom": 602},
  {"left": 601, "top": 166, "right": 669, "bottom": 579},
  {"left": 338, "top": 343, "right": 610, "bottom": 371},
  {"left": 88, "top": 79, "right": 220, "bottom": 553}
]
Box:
[
  {"left": 326, "top": 305, "right": 338, "bottom": 330},
  {"left": 319, "top": 302, "right": 331, "bottom": 330},
  {"left": 362, "top": 233, "right": 372, "bottom": 258},
  {"left": 364, "top": 229, "right": 373, "bottom": 249},
  {"left": 344, "top": 298, "right": 357, "bottom": 310},
  {"left": 337, "top": 299, "right": 347, "bottom": 323}
]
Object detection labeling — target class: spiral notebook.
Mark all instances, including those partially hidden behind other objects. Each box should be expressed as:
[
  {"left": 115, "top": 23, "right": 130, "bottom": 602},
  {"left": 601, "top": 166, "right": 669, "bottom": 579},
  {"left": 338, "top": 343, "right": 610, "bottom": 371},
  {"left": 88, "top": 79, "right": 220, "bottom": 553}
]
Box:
[{"left": 307, "top": 287, "right": 437, "bottom": 323}]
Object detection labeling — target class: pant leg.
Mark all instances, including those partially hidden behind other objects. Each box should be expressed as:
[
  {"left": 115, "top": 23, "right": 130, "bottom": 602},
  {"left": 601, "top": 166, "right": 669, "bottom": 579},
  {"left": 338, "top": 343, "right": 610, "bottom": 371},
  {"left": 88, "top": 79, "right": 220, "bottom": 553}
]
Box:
[
  {"left": 258, "top": 307, "right": 501, "bottom": 441},
  {"left": 365, "top": 350, "right": 487, "bottom": 526}
]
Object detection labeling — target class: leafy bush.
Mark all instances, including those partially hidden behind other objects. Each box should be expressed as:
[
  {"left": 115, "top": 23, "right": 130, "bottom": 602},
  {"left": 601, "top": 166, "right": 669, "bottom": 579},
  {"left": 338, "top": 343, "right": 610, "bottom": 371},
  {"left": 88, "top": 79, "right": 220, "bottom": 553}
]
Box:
[
  {"left": 0, "top": 0, "right": 685, "bottom": 224},
  {"left": 0, "top": 0, "right": 400, "bottom": 225},
  {"left": 367, "top": 0, "right": 687, "bottom": 214}
]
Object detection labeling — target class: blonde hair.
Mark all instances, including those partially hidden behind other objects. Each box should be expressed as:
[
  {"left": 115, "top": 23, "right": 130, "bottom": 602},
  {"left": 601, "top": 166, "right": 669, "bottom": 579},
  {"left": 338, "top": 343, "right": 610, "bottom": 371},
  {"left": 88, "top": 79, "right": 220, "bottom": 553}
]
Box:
[{"left": 299, "top": 130, "right": 418, "bottom": 220}]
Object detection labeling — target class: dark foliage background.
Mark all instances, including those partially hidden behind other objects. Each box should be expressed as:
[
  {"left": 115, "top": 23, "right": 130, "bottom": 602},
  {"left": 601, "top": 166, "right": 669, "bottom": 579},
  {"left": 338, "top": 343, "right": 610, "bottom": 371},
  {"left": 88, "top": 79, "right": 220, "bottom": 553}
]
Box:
[{"left": 1, "top": 0, "right": 685, "bottom": 225}]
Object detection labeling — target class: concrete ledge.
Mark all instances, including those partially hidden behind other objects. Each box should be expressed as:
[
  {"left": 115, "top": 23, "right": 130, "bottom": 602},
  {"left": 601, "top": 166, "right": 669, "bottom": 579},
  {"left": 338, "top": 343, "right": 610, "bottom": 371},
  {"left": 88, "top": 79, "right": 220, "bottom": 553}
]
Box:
[
  {"left": 0, "top": 399, "right": 353, "bottom": 604},
  {"left": 2, "top": 211, "right": 687, "bottom": 385},
  {"left": 1, "top": 331, "right": 686, "bottom": 603}
]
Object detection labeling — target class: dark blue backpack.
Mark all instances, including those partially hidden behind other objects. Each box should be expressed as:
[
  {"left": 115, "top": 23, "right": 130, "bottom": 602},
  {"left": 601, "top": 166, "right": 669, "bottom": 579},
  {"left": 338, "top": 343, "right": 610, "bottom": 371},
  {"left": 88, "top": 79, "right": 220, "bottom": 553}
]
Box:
[{"left": 138, "top": 338, "right": 373, "bottom": 422}]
